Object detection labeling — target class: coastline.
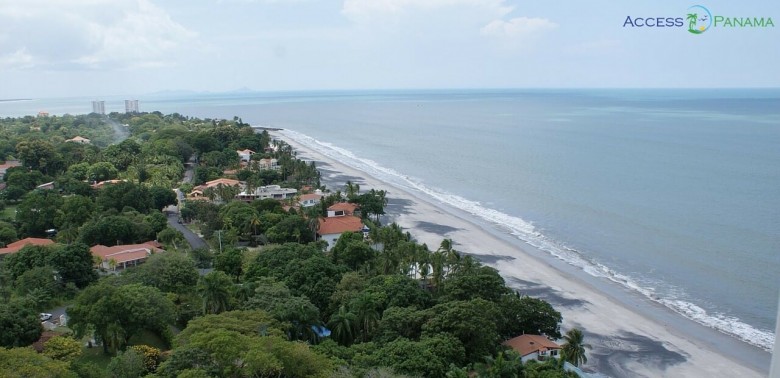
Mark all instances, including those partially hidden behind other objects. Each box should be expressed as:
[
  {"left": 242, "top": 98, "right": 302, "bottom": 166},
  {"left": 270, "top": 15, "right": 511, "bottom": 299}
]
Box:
[{"left": 271, "top": 130, "right": 770, "bottom": 377}]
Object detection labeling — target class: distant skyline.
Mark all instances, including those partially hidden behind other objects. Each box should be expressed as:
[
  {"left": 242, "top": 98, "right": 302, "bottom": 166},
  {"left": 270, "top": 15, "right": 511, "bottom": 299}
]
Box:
[{"left": 0, "top": 0, "right": 778, "bottom": 98}]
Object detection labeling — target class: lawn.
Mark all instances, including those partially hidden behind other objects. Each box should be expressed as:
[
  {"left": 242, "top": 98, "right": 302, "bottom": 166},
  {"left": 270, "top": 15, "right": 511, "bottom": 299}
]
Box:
[{"left": 1, "top": 204, "right": 16, "bottom": 221}]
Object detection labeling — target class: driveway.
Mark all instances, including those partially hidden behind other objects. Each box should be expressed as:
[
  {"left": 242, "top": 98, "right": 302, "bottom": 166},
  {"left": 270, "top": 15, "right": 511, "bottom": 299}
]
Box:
[{"left": 166, "top": 212, "right": 208, "bottom": 250}]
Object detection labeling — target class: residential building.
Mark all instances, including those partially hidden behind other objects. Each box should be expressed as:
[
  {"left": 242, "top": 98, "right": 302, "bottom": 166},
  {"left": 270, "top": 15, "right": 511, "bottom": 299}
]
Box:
[
  {"left": 36, "top": 181, "right": 55, "bottom": 190},
  {"left": 502, "top": 334, "right": 562, "bottom": 363},
  {"left": 317, "top": 216, "right": 366, "bottom": 250},
  {"left": 91, "top": 242, "right": 163, "bottom": 271},
  {"left": 256, "top": 158, "right": 279, "bottom": 170},
  {"left": 0, "top": 160, "right": 21, "bottom": 180},
  {"left": 327, "top": 202, "right": 359, "bottom": 217},
  {"left": 125, "top": 100, "right": 139, "bottom": 113},
  {"left": 91, "top": 101, "right": 105, "bottom": 115},
  {"left": 236, "top": 149, "right": 255, "bottom": 162},
  {"left": 0, "top": 238, "right": 55, "bottom": 257},
  {"left": 66, "top": 136, "right": 91, "bottom": 144},
  {"left": 299, "top": 192, "right": 324, "bottom": 208},
  {"left": 236, "top": 185, "right": 297, "bottom": 202}
]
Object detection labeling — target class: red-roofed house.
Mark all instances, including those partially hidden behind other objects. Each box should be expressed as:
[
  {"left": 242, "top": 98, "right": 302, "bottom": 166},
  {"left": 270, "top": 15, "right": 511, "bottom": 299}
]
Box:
[
  {"left": 327, "top": 202, "right": 359, "bottom": 217},
  {"left": 318, "top": 216, "right": 365, "bottom": 250},
  {"left": 502, "top": 334, "right": 562, "bottom": 363},
  {"left": 0, "top": 238, "right": 55, "bottom": 256},
  {"left": 0, "top": 160, "right": 21, "bottom": 180},
  {"left": 90, "top": 242, "right": 163, "bottom": 270}
]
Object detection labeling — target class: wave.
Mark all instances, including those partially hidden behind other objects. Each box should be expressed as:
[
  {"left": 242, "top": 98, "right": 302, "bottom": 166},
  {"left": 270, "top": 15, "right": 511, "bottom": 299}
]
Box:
[{"left": 278, "top": 128, "right": 775, "bottom": 352}]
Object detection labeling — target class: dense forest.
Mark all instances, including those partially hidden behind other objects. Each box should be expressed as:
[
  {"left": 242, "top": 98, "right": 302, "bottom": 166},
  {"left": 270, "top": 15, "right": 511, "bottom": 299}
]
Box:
[{"left": 0, "top": 112, "right": 585, "bottom": 377}]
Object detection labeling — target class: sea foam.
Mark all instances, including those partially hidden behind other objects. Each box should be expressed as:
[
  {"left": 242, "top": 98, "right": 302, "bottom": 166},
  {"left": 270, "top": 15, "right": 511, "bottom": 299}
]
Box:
[{"left": 278, "top": 128, "right": 775, "bottom": 352}]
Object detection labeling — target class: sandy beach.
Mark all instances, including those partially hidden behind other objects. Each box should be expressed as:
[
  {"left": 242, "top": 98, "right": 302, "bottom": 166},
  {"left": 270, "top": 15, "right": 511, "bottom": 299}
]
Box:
[{"left": 272, "top": 131, "right": 771, "bottom": 377}]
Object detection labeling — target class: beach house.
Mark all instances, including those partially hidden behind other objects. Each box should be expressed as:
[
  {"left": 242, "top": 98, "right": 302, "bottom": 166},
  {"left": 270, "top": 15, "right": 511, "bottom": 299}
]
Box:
[
  {"left": 299, "top": 192, "right": 324, "bottom": 208},
  {"left": 317, "top": 202, "right": 367, "bottom": 250},
  {"left": 502, "top": 334, "right": 562, "bottom": 363},
  {"left": 236, "top": 149, "right": 255, "bottom": 162},
  {"left": 235, "top": 185, "right": 297, "bottom": 202}
]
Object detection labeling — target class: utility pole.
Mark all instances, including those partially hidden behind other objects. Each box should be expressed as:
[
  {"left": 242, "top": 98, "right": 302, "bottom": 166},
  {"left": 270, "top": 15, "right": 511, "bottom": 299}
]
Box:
[{"left": 216, "top": 230, "right": 223, "bottom": 253}]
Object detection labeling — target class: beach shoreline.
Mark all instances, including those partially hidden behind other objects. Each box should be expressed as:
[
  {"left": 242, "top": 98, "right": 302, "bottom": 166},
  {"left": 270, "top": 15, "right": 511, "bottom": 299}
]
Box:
[{"left": 271, "top": 129, "right": 771, "bottom": 377}]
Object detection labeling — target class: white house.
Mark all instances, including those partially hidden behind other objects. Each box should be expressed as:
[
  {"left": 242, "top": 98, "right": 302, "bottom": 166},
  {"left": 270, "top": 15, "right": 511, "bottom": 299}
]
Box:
[
  {"left": 299, "top": 191, "right": 324, "bottom": 208},
  {"left": 326, "top": 202, "right": 359, "bottom": 217},
  {"left": 236, "top": 185, "right": 297, "bottom": 202},
  {"left": 502, "top": 334, "right": 562, "bottom": 363},
  {"left": 236, "top": 149, "right": 255, "bottom": 162}
]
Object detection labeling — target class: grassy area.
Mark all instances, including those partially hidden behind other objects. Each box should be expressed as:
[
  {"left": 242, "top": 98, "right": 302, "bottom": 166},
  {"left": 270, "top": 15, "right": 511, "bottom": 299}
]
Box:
[
  {"left": 1, "top": 204, "right": 16, "bottom": 221},
  {"left": 75, "top": 330, "right": 170, "bottom": 369}
]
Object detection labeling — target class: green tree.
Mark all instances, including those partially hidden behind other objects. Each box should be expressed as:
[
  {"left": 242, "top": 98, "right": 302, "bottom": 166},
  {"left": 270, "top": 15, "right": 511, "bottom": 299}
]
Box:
[
  {"left": 69, "top": 282, "right": 175, "bottom": 354},
  {"left": 15, "top": 139, "right": 62, "bottom": 175},
  {"left": 422, "top": 298, "right": 502, "bottom": 363},
  {"left": 214, "top": 247, "right": 244, "bottom": 281},
  {"left": 327, "top": 305, "right": 357, "bottom": 346},
  {"left": 198, "top": 271, "right": 233, "bottom": 314},
  {"left": 87, "top": 161, "right": 118, "bottom": 182},
  {"left": 150, "top": 186, "right": 177, "bottom": 210},
  {"left": 16, "top": 190, "right": 63, "bottom": 236},
  {"left": 499, "top": 294, "right": 562, "bottom": 339},
  {"left": 96, "top": 181, "right": 153, "bottom": 213},
  {"left": 0, "top": 347, "right": 75, "bottom": 378},
  {"left": 0, "top": 298, "right": 42, "bottom": 348},
  {"left": 49, "top": 243, "right": 98, "bottom": 289},
  {"left": 561, "top": 328, "right": 591, "bottom": 367},
  {"left": 43, "top": 336, "right": 83, "bottom": 362},
  {"left": 54, "top": 195, "right": 95, "bottom": 231},
  {"left": 0, "top": 221, "right": 18, "bottom": 246},
  {"left": 125, "top": 252, "right": 199, "bottom": 294},
  {"left": 107, "top": 348, "right": 147, "bottom": 378}
]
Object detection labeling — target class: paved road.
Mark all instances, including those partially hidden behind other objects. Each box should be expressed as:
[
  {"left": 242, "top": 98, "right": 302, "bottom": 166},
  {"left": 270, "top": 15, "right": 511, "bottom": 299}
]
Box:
[{"left": 167, "top": 211, "right": 207, "bottom": 250}]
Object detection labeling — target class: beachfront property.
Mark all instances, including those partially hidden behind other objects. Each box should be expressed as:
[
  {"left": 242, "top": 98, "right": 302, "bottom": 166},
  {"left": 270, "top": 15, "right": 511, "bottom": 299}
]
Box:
[
  {"left": 91, "top": 242, "right": 163, "bottom": 271},
  {"left": 502, "top": 334, "right": 562, "bottom": 363},
  {"left": 236, "top": 149, "right": 255, "bottom": 162},
  {"left": 256, "top": 158, "right": 280, "bottom": 170},
  {"left": 317, "top": 202, "right": 368, "bottom": 250},
  {"left": 0, "top": 238, "right": 55, "bottom": 257},
  {"left": 65, "top": 136, "right": 91, "bottom": 144},
  {"left": 236, "top": 185, "right": 297, "bottom": 202},
  {"left": 327, "top": 202, "right": 360, "bottom": 217},
  {"left": 299, "top": 191, "right": 324, "bottom": 208}
]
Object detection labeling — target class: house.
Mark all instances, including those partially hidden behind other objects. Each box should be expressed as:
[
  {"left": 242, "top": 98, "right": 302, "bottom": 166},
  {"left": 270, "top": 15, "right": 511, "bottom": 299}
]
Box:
[
  {"left": 236, "top": 149, "right": 255, "bottom": 162},
  {"left": 327, "top": 202, "right": 359, "bottom": 217},
  {"left": 502, "top": 334, "right": 562, "bottom": 363},
  {"left": 299, "top": 192, "right": 324, "bottom": 208},
  {"left": 36, "top": 181, "right": 55, "bottom": 190},
  {"left": 0, "top": 238, "right": 55, "bottom": 257},
  {"left": 66, "top": 136, "right": 91, "bottom": 144},
  {"left": 256, "top": 158, "right": 279, "bottom": 170},
  {"left": 0, "top": 160, "right": 21, "bottom": 180},
  {"left": 317, "top": 216, "right": 366, "bottom": 250},
  {"left": 192, "top": 178, "right": 242, "bottom": 192},
  {"left": 91, "top": 179, "right": 126, "bottom": 189},
  {"left": 90, "top": 242, "right": 163, "bottom": 271},
  {"left": 235, "top": 185, "right": 297, "bottom": 202}
]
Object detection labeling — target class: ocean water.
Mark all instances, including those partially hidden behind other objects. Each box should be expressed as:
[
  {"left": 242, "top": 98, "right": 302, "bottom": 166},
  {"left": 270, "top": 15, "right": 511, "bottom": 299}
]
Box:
[{"left": 2, "top": 89, "right": 779, "bottom": 350}]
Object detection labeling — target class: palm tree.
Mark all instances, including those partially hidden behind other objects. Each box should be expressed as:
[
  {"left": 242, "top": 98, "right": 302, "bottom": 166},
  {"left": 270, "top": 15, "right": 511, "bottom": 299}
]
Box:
[
  {"left": 351, "top": 294, "right": 380, "bottom": 342},
  {"left": 327, "top": 305, "right": 357, "bottom": 346},
  {"left": 687, "top": 13, "right": 698, "bottom": 32},
  {"left": 344, "top": 181, "right": 360, "bottom": 199},
  {"left": 561, "top": 328, "right": 591, "bottom": 367},
  {"left": 198, "top": 271, "right": 233, "bottom": 314}
]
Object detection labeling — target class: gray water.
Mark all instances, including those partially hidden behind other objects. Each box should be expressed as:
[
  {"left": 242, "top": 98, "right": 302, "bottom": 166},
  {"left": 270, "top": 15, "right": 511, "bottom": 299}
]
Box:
[{"left": 2, "top": 89, "right": 778, "bottom": 349}]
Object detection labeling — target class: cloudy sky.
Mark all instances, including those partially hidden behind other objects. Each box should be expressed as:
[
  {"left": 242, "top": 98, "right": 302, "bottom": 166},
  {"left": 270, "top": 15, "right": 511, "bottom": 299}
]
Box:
[{"left": 0, "top": 0, "right": 778, "bottom": 98}]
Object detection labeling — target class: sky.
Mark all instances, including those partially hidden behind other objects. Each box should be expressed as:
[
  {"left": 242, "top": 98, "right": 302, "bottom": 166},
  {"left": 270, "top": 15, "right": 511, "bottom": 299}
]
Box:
[{"left": 0, "top": 0, "right": 778, "bottom": 98}]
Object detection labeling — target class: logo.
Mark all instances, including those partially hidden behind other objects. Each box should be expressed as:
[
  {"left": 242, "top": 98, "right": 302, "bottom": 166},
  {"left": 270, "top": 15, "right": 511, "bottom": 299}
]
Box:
[
  {"left": 686, "top": 5, "right": 713, "bottom": 34},
  {"left": 622, "top": 5, "right": 774, "bottom": 34}
]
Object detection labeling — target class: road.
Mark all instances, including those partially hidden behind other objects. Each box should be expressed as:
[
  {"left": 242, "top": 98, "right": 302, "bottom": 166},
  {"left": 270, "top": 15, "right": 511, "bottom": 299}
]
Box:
[{"left": 166, "top": 211, "right": 207, "bottom": 250}]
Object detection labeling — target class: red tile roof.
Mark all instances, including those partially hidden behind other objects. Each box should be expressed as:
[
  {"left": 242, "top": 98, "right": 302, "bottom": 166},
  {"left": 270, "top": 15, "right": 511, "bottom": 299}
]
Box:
[
  {"left": 300, "top": 193, "right": 323, "bottom": 202},
  {"left": 0, "top": 238, "right": 54, "bottom": 255},
  {"left": 328, "top": 202, "right": 359, "bottom": 213},
  {"left": 502, "top": 334, "right": 561, "bottom": 358},
  {"left": 90, "top": 242, "right": 163, "bottom": 264},
  {"left": 318, "top": 216, "right": 363, "bottom": 235}
]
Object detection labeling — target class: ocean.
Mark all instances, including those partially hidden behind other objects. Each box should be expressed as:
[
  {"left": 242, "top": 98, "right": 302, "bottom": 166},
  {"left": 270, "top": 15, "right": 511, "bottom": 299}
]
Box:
[{"left": 2, "top": 89, "right": 778, "bottom": 350}]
